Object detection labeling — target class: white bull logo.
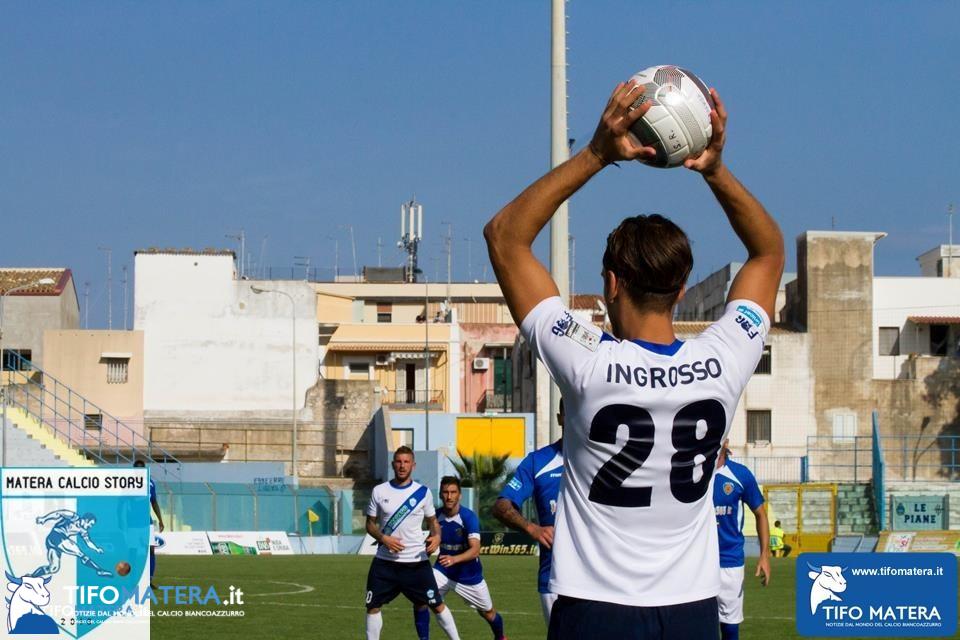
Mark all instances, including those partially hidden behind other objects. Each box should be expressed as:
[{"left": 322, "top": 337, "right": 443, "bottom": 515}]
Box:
[
  {"left": 808, "top": 563, "right": 847, "bottom": 614},
  {"left": 4, "top": 572, "right": 55, "bottom": 634}
]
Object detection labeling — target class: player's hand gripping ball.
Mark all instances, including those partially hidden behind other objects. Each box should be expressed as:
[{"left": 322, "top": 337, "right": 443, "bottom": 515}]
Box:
[{"left": 627, "top": 65, "right": 714, "bottom": 168}]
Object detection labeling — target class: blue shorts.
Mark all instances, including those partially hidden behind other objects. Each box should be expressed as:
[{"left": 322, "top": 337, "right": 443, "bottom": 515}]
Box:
[
  {"left": 45, "top": 530, "right": 67, "bottom": 551},
  {"left": 547, "top": 595, "right": 719, "bottom": 640},
  {"left": 364, "top": 558, "right": 442, "bottom": 609}
]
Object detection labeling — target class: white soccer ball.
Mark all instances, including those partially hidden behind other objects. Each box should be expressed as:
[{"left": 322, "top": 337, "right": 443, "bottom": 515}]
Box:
[{"left": 627, "top": 65, "right": 715, "bottom": 168}]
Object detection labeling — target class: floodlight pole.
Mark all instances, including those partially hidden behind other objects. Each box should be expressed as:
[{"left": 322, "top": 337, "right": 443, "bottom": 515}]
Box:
[{"left": 549, "top": 0, "right": 570, "bottom": 443}]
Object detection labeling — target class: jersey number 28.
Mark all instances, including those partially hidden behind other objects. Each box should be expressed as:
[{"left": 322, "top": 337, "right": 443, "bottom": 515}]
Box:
[{"left": 587, "top": 400, "right": 726, "bottom": 507}]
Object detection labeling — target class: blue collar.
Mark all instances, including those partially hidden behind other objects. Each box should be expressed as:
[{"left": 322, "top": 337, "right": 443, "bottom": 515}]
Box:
[
  {"left": 600, "top": 332, "right": 685, "bottom": 356},
  {"left": 390, "top": 479, "right": 413, "bottom": 489}
]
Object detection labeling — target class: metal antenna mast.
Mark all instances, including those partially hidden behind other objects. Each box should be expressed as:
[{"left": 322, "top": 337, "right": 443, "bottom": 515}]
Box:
[{"left": 98, "top": 247, "right": 113, "bottom": 330}]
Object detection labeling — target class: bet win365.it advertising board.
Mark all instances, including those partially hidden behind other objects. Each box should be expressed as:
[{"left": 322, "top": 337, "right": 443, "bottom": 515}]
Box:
[{"left": 0, "top": 468, "right": 150, "bottom": 639}]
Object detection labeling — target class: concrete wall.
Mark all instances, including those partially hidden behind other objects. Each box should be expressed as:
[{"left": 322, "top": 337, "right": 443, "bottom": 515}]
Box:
[
  {"left": 146, "top": 378, "right": 380, "bottom": 487},
  {"left": 134, "top": 252, "right": 319, "bottom": 412},
  {"left": 796, "top": 231, "right": 884, "bottom": 440},
  {"left": 42, "top": 330, "right": 144, "bottom": 428},
  {"left": 1, "top": 284, "right": 79, "bottom": 368}
]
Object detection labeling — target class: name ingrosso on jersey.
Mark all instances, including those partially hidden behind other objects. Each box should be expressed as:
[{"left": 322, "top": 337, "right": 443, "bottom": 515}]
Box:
[{"left": 605, "top": 358, "right": 722, "bottom": 388}]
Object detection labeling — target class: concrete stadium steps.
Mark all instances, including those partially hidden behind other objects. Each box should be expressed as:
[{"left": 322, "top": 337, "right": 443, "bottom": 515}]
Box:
[
  {"left": 885, "top": 481, "right": 960, "bottom": 530},
  {"left": 765, "top": 483, "right": 878, "bottom": 536},
  {"left": 1, "top": 416, "right": 71, "bottom": 467},
  {"left": 2, "top": 407, "right": 95, "bottom": 467},
  {"left": 836, "top": 483, "right": 878, "bottom": 534}
]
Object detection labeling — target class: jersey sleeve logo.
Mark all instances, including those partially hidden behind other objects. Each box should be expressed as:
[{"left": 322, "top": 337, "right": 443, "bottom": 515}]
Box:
[
  {"left": 507, "top": 477, "right": 522, "bottom": 491},
  {"left": 559, "top": 316, "right": 600, "bottom": 351},
  {"left": 734, "top": 304, "right": 764, "bottom": 340},
  {"left": 551, "top": 310, "right": 573, "bottom": 336}
]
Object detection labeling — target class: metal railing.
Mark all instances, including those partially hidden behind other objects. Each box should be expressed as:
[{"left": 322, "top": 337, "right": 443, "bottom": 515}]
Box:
[
  {"left": 148, "top": 420, "right": 364, "bottom": 478},
  {"left": 478, "top": 388, "right": 513, "bottom": 413},
  {"left": 806, "top": 432, "right": 960, "bottom": 484},
  {"left": 806, "top": 435, "right": 875, "bottom": 482},
  {"left": 156, "top": 481, "right": 338, "bottom": 535},
  {"left": 382, "top": 388, "right": 444, "bottom": 408},
  {"left": 737, "top": 455, "right": 805, "bottom": 484},
  {"left": 1, "top": 352, "right": 181, "bottom": 479},
  {"left": 872, "top": 411, "right": 885, "bottom": 529}
]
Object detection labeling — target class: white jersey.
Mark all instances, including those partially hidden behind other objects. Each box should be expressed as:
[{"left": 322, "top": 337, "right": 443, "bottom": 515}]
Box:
[
  {"left": 366, "top": 480, "right": 436, "bottom": 563},
  {"left": 521, "top": 296, "right": 767, "bottom": 607}
]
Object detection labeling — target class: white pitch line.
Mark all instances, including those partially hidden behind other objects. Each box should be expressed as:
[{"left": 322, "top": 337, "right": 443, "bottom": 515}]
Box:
[
  {"left": 257, "top": 601, "right": 541, "bottom": 616},
  {"left": 244, "top": 581, "right": 316, "bottom": 597}
]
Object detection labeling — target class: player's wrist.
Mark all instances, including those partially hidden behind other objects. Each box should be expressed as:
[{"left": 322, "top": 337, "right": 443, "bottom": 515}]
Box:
[{"left": 701, "top": 161, "right": 729, "bottom": 183}]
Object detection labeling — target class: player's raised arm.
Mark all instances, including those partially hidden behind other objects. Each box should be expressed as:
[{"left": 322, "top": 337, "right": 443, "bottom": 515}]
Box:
[
  {"left": 685, "top": 89, "right": 784, "bottom": 321},
  {"left": 484, "top": 81, "right": 656, "bottom": 325}
]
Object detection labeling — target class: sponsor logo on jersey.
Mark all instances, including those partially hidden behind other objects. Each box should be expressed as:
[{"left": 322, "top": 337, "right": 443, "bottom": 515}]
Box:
[
  {"left": 734, "top": 315, "right": 760, "bottom": 340},
  {"left": 551, "top": 311, "right": 574, "bottom": 337},
  {"left": 736, "top": 305, "right": 762, "bottom": 328},
  {"left": 507, "top": 477, "right": 522, "bottom": 491}
]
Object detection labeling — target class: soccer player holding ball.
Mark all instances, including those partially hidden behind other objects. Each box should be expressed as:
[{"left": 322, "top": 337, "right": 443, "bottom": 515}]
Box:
[{"left": 483, "top": 79, "right": 783, "bottom": 639}]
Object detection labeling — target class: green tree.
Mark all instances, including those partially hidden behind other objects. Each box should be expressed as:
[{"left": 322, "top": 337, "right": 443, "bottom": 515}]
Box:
[{"left": 448, "top": 450, "right": 510, "bottom": 531}]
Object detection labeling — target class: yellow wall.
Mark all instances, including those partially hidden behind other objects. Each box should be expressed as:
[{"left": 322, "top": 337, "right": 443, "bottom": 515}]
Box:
[
  {"left": 41, "top": 330, "right": 144, "bottom": 423},
  {"left": 316, "top": 292, "right": 355, "bottom": 323},
  {"left": 455, "top": 417, "right": 525, "bottom": 457}
]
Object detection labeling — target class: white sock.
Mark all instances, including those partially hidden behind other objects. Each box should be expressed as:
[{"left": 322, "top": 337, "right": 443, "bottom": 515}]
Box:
[
  {"left": 435, "top": 607, "right": 461, "bottom": 640},
  {"left": 366, "top": 612, "right": 383, "bottom": 640}
]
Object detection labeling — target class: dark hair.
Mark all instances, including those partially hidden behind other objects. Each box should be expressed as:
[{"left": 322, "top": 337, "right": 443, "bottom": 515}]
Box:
[
  {"left": 394, "top": 446, "right": 415, "bottom": 460},
  {"left": 774, "top": 520, "right": 781, "bottom": 527},
  {"left": 602, "top": 214, "right": 693, "bottom": 313},
  {"left": 133, "top": 460, "right": 146, "bottom": 468},
  {"left": 440, "top": 476, "right": 461, "bottom": 490}
]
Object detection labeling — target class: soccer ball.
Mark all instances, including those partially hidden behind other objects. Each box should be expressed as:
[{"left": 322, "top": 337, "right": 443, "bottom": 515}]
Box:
[
  {"left": 115, "top": 561, "right": 131, "bottom": 576},
  {"left": 627, "top": 65, "right": 715, "bottom": 168}
]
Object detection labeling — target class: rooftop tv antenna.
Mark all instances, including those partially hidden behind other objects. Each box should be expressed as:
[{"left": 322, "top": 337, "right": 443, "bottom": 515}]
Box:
[{"left": 399, "top": 198, "right": 423, "bottom": 283}]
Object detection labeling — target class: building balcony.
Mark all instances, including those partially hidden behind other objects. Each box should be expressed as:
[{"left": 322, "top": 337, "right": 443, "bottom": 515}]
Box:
[
  {"left": 478, "top": 388, "right": 513, "bottom": 413},
  {"left": 383, "top": 389, "right": 444, "bottom": 411}
]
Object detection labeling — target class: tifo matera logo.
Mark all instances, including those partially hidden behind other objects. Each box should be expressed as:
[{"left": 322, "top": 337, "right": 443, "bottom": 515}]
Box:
[
  {"left": 4, "top": 572, "right": 58, "bottom": 635},
  {"left": 807, "top": 563, "right": 848, "bottom": 615}
]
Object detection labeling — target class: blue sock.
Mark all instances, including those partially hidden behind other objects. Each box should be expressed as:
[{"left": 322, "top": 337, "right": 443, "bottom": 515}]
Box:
[
  {"left": 720, "top": 622, "right": 740, "bottom": 640},
  {"left": 414, "top": 606, "right": 430, "bottom": 640},
  {"left": 488, "top": 612, "right": 504, "bottom": 639},
  {"left": 149, "top": 551, "right": 155, "bottom": 579}
]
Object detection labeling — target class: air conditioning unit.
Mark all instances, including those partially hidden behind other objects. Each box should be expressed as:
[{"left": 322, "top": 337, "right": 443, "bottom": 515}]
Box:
[
  {"left": 472, "top": 357, "right": 490, "bottom": 371},
  {"left": 375, "top": 354, "right": 390, "bottom": 366}
]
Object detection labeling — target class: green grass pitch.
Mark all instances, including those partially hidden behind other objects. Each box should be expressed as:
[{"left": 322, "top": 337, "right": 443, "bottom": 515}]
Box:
[{"left": 151, "top": 555, "right": 960, "bottom": 639}]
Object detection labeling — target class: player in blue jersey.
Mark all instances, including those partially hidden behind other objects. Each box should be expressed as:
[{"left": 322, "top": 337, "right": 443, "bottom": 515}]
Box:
[
  {"left": 493, "top": 400, "right": 564, "bottom": 623},
  {"left": 713, "top": 442, "right": 770, "bottom": 640},
  {"left": 414, "top": 476, "right": 507, "bottom": 640},
  {"left": 134, "top": 460, "right": 165, "bottom": 589}
]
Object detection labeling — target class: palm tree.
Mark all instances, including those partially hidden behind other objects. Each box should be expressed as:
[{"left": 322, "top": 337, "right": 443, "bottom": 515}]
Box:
[{"left": 448, "top": 450, "right": 510, "bottom": 530}]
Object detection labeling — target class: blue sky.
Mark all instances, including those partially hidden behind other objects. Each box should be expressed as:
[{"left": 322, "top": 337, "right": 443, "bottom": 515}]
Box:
[{"left": 2, "top": 2, "right": 958, "bottom": 328}]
